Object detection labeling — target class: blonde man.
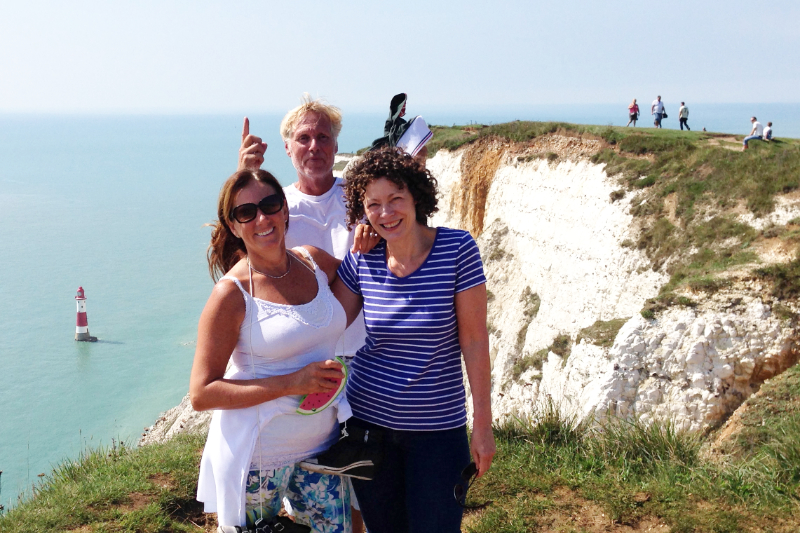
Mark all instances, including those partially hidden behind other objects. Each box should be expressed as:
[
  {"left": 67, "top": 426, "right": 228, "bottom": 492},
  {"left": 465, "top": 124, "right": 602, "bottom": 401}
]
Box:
[{"left": 238, "top": 95, "right": 371, "bottom": 533}]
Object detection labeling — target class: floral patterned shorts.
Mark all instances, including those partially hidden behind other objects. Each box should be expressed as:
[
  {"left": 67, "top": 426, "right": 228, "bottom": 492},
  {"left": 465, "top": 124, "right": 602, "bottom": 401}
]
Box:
[{"left": 245, "top": 463, "right": 351, "bottom": 533}]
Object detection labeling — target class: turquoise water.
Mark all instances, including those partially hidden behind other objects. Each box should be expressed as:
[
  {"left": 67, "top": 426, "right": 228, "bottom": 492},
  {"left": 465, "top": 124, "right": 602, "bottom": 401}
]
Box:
[
  {"left": 0, "top": 104, "right": 797, "bottom": 510},
  {"left": 0, "top": 112, "right": 393, "bottom": 510}
]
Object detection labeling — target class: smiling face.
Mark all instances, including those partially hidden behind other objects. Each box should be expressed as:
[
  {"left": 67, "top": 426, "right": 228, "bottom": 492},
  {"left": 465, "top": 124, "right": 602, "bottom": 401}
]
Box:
[
  {"left": 229, "top": 180, "right": 288, "bottom": 255},
  {"left": 363, "top": 177, "right": 419, "bottom": 243},
  {"left": 284, "top": 111, "right": 338, "bottom": 184}
]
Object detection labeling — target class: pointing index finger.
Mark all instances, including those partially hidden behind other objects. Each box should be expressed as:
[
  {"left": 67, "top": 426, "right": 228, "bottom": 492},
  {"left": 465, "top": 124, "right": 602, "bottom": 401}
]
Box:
[{"left": 242, "top": 117, "right": 250, "bottom": 141}]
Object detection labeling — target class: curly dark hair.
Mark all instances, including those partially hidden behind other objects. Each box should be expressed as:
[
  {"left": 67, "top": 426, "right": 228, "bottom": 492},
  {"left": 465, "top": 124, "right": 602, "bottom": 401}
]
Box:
[{"left": 343, "top": 147, "right": 438, "bottom": 229}]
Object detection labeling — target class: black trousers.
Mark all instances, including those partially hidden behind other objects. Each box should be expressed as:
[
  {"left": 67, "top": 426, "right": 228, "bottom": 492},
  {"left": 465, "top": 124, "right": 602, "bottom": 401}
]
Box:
[
  {"left": 350, "top": 418, "right": 470, "bottom": 533},
  {"left": 680, "top": 117, "right": 690, "bottom": 130}
]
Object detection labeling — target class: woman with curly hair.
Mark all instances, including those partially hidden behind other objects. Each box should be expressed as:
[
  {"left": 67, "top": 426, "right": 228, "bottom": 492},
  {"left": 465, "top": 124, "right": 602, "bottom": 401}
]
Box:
[{"left": 330, "top": 147, "right": 496, "bottom": 533}]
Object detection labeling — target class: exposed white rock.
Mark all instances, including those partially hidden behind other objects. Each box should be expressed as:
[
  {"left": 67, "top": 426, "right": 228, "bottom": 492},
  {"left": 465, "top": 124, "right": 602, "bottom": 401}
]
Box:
[
  {"left": 139, "top": 393, "right": 211, "bottom": 446},
  {"left": 738, "top": 194, "right": 800, "bottom": 230},
  {"left": 427, "top": 138, "right": 799, "bottom": 433},
  {"left": 428, "top": 142, "right": 666, "bottom": 418},
  {"left": 538, "top": 295, "right": 798, "bottom": 432}
]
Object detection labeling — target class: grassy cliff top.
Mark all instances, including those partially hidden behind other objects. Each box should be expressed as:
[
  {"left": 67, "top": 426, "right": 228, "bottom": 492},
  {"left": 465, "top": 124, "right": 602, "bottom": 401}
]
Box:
[
  {"left": 2, "top": 366, "right": 799, "bottom": 531},
  {"left": 427, "top": 121, "right": 800, "bottom": 314}
]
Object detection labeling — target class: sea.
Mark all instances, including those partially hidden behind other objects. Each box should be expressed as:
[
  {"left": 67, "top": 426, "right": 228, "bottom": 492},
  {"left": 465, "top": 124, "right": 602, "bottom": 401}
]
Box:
[{"left": 0, "top": 103, "right": 798, "bottom": 511}]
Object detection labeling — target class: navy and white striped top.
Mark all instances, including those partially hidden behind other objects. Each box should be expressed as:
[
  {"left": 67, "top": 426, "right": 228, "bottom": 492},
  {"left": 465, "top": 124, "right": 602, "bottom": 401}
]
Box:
[{"left": 337, "top": 227, "right": 487, "bottom": 431}]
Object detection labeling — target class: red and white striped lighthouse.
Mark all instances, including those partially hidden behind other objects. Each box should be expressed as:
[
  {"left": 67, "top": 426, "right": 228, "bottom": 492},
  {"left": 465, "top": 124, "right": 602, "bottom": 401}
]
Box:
[{"left": 75, "top": 287, "right": 97, "bottom": 342}]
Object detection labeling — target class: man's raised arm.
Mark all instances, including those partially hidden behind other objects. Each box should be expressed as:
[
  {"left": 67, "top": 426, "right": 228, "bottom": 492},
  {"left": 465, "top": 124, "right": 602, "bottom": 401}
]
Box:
[{"left": 238, "top": 117, "right": 267, "bottom": 170}]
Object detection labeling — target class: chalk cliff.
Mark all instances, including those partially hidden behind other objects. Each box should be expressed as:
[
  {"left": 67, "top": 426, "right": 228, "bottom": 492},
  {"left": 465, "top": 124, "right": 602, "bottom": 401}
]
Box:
[{"left": 428, "top": 133, "right": 800, "bottom": 432}]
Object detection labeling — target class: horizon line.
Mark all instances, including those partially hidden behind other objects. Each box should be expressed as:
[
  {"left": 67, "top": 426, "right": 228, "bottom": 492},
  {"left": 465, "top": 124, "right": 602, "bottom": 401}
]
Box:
[{"left": 2, "top": 102, "right": 800, "bottom": 117}]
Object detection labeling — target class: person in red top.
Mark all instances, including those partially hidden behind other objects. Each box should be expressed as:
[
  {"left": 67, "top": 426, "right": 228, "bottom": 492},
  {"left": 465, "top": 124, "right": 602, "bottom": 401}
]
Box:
[{"left": 626, "top": 99, "right": 640, "bottom": 127}]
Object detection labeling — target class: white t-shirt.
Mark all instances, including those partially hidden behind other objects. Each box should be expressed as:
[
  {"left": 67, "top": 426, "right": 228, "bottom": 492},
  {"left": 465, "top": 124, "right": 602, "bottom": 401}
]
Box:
[
  {"left": 652, "top": 100, "right": 664, "bottom": 114},
  {"left": 764, "top": 126, "right": 772, "bottom": 139},
  {"left": 752, "top": 121, "right": 764, "bottom": 136},
  {"left": 679, "top": 106, "right": 689, "bottom": 119},
  {"left": 284, "top": 177, "right": 368, "bottom": 357}
]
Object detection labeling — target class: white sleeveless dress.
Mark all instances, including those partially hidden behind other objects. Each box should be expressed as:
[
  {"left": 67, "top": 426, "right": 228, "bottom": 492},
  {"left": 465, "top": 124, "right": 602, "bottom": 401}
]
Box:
[{"left": 197, "top": 249, "right": 350, "bottom": 526}]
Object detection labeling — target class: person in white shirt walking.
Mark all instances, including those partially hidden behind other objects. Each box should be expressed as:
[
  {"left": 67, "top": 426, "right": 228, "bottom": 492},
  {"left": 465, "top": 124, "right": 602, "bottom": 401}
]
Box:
[
  {"left": 651, "top": 96, "right": 665, "bottom": 128},
  {"left": 743, "top": 116, "right": 764, "bottom": 150},
  {"left": 678, "top": 102, "right": 690, "bottom": 131}
]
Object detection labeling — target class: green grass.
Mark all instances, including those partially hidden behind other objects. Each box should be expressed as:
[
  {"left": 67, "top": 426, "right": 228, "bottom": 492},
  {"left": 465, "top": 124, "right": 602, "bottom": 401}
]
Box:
[
  {"left": 5, "top": 367, "right": 800, "bottom": 533},
  {"left": 575, "top": 318, "right": 629, "bottom": 348},
  {"left": 593, "top": 133, "right": 799, "bottom": 306},
  {"left": 0, "top": 433, "right": 210, "bottom": 532},
  {"left": 463, "top": 384, "right": 800, "bottom": 533},
  {"left": 510, "top": 333, "right": 571, "bottom": 381},
  {"left": 756, "top": 253, "right": 800, "bottom": 299},
  {"left": 514, "top": 287, "right": 540, "bottom": 353}
]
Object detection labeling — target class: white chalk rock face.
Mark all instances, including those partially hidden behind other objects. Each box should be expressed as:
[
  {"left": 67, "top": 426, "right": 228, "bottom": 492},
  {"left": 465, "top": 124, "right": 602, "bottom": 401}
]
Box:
[
  {"left": 139, "top": 393, "right": 211, "bottom": 446},
  {"left": 427, "top": 140, "right": 798, "bottom": 432},
  {"left": 429, "top": 143, "right": 664, "bottom": 421},
  {"left": 541, "top": 299, "right": 798, "bottom": 432}
]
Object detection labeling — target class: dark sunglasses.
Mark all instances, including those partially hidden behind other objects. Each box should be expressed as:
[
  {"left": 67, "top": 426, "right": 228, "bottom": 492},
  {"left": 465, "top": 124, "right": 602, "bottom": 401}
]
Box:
[
  {"left": 231, "top": 194, "right": 284, "bottom": 224},
  {"left": 453, "top": 462, "right": 493, "bottom": 511}
]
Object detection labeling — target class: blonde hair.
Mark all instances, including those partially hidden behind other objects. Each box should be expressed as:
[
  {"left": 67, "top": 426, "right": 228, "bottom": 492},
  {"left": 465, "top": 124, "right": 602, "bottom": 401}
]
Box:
[{"left": 279, "top": 94, "right": 342, "bottom": 142}]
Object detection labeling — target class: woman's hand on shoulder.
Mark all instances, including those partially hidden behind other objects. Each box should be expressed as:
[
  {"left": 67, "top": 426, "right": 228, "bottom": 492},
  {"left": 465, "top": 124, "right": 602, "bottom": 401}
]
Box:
[
  {"left": 298, "top": 246, "right": 341, "bottom": 285},
  {"left": 351, "top": 224, "right": 381, "bottom": 254}
]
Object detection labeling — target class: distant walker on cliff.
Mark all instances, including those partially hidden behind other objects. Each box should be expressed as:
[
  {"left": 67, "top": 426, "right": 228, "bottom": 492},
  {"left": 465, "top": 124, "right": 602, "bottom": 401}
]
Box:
[
  {"left": 679, "top": 102, "right": 690, "bottom": 131},
  {"left": 651, "top": 96, "right": 665, "bottom": 128},
  {"left": 626, "top": 99, "right": 639, "bottom": 127}
]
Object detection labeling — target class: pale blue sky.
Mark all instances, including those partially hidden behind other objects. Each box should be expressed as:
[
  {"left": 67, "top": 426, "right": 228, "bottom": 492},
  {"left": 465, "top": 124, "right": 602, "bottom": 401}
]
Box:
[{"left": 1, "top": 0, "right": 797, "bottom": 114}]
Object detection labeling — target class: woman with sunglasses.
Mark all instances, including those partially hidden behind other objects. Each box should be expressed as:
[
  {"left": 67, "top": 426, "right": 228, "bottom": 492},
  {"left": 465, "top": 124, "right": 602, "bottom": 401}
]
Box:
[
  {"left": 191, "top": 169, "right": 352, "bottom": 532},
  {"left": 332, "top": 147, "right": 496, "bottom": 533}
]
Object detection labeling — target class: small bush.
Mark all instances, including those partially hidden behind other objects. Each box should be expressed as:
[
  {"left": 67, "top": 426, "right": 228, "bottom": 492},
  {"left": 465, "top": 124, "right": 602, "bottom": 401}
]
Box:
[
  {"left": 514, "top": 287, "right": 541, "bottom": 352},
  {"left": 688, "top": 277, "right": 729, "bottom": 293},
  {"left": 600, "top": 125, "right": 621, "bottom": 145},
  {"left": 576, "top": 318, "right": 629, "bottom": 348},
  {"left": 550, "top": 334, "right": 571, "bottom": 357},
  {"left": 641, "top": 293, "right": 697, "bottom": 319},
  {"left": 510, "top": 349, "right": 547, "bottom": 380},
  {"left": 772, "top": 303, "right": 797, "bottom": 320},
  {"left": 633, "top": 175, "right": 657, "bottom": 189},
  {"left": 756, "top": 255, "right": 800, "bottom": 299}
]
